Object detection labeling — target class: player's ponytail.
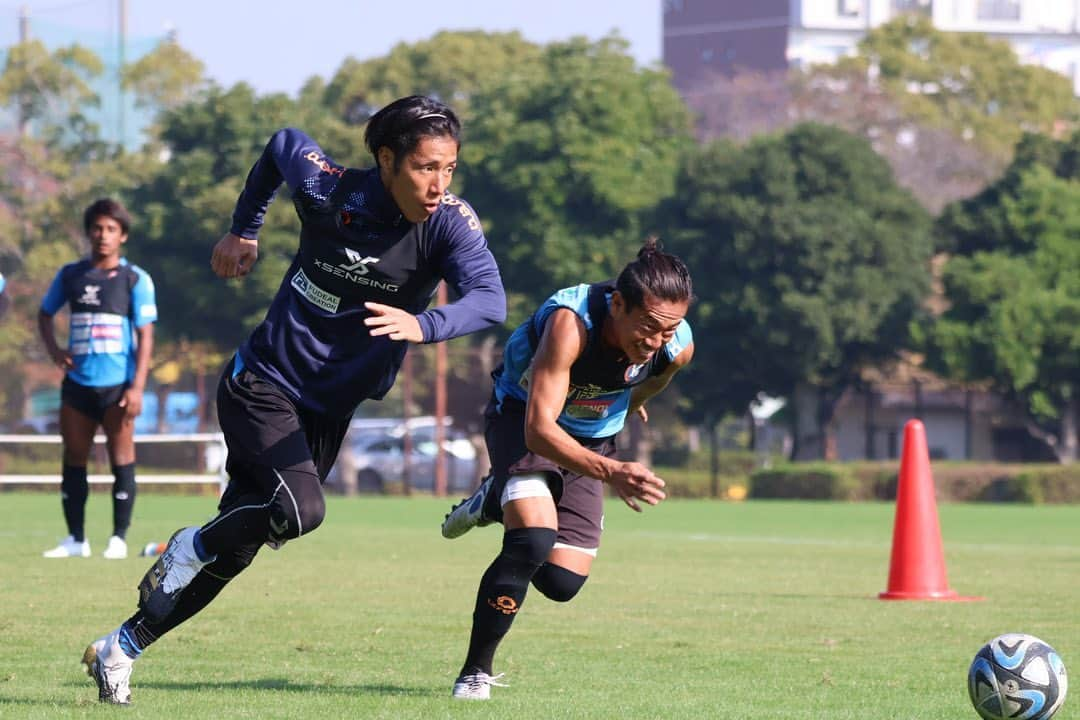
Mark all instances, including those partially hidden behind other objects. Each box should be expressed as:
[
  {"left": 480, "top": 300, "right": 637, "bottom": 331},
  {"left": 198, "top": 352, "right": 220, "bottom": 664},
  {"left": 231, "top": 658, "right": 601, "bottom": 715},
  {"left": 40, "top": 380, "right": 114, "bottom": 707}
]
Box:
[{"left": 615, "top": 236, "right": 693, "bottom": 310}]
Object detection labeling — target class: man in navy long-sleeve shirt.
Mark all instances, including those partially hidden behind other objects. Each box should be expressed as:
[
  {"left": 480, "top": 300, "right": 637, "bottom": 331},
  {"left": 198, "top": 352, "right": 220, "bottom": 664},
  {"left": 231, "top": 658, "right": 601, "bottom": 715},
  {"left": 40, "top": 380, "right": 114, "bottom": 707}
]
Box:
[{"left": 83, "top": 95, "right": 506, "bottom": 705}]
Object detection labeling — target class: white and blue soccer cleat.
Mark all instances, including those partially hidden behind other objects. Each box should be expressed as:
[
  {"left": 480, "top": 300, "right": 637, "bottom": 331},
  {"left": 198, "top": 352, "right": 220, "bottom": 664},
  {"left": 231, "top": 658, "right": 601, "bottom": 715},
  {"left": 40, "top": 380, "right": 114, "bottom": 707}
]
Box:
[
  {"left": 82, "top": 628, "right": 134, "bottom": 705},
  {"left": 441, "top": 475, "right": 495, "bottom": 539}
]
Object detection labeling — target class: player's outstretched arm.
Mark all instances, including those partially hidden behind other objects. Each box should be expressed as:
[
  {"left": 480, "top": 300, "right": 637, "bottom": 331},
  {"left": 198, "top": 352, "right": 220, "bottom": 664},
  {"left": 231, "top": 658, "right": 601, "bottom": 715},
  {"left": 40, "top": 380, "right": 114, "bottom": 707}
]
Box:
[{"left": 524, "top": 309, "right": 666, "bottom": 512}]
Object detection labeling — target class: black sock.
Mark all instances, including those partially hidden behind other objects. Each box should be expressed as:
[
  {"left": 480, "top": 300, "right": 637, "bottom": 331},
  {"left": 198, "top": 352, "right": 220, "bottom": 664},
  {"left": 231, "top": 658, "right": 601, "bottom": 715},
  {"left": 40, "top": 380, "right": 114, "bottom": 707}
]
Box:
[
  {"left": 61, "top": 464, "right": 89, "bottom": 542},
  {"left": 462, "top": 527, "right": 557, "bottom": 675},
  {"left": 110, "top": 463, "right": 136, "bottom": 539}
]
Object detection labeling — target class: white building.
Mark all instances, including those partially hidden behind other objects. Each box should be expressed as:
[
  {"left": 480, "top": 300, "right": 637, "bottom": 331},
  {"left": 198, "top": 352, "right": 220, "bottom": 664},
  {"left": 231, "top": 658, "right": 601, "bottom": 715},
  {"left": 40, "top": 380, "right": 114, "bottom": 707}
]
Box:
[{"left": 664, "top": 0, "right": 1080, "bottom": 93}]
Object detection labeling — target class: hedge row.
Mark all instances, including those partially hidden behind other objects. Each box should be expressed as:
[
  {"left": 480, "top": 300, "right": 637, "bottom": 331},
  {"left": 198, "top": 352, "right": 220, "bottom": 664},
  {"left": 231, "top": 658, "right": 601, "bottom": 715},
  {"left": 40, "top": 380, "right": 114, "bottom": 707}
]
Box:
[{"left": 656, "top": 461, "right": 1080, "bottom": 504}]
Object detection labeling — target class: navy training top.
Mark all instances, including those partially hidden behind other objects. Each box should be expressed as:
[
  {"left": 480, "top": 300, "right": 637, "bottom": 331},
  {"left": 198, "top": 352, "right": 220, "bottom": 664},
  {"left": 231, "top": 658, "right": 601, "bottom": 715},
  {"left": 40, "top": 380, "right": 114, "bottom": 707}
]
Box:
[{"left": 230, "top": 128, "right": 506, "bottom": 417}]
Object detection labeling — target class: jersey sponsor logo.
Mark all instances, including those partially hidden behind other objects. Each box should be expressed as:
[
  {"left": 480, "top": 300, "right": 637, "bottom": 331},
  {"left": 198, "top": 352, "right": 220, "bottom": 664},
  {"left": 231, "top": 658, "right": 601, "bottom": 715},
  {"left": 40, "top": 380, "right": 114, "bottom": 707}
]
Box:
[
  {"left": 312, "top": 249, "right": 401, "bottom": 293},
  {"left": 565, "top": 383, "right": 618, "bottom": 419},
  {"left": 91, "top": 325, "right": 123, "bottom": 339},
  {"left": 439, "top": 194, "right": 481, "bottom": 231},
  {"left": 291, "top": 268, "right": 341, "bottom": 313},
  {"left": 340, "top": 248, "right": 379, "bottom": 276},
  {"left": 71, "top": 311, "right": 123, "bottom": 327},
  {"left": 77, "top": 285, "right": 102, "bottom": 305},
  {"left": 565, "top": 397, "right": 615, "bottom": 419},
  {"left": 303, "top": 150, "right": 345, "bottom": 178}
]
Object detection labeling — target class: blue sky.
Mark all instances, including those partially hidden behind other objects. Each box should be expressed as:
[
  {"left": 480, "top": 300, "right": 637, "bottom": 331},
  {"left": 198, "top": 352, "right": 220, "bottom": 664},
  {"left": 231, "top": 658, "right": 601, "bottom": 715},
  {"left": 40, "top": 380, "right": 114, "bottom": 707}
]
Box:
[{"left": 1, "top": 0, "right": 663, "bottom": 95}]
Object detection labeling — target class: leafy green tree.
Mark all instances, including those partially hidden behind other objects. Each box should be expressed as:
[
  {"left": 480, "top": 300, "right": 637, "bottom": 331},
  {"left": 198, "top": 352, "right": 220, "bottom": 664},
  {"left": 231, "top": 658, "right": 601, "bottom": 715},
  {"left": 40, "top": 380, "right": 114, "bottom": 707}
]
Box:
[
  {"left": 659, "top": 123, "right": 933, "bottom": 459},
  {"left": 459, "top": 35, "right": 693, "bottom": 321},
  {"left": 0, "top": 40, "right": 102, "bottom": 134},
  {"left": 322, "top": 30, "right": 543, "bottom": 123},
  {"left": 926, "top": 159, "right": 1080, "bottom": 463},
  {"left": 840, "top": 15, "right": 1078, "bottom": 159},
  {"left": 126, "top": 83, "right": 353, "bottom": 349},
  {"left": 122, "top": 38, "right": 206, "bottom": 113}
]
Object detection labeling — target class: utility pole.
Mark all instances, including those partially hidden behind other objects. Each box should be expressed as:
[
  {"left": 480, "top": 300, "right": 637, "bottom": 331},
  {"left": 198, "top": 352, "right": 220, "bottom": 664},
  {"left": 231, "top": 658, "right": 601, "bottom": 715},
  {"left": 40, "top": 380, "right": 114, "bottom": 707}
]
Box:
[
  {"left": 17, "top": 5, "right": 29, "bottom": 137},
  {"left": 434, "top": 282, "right": 448, "bottom": 497},
  {"left": 401, "top": 351, "right": 413, "bottom": 495},
  {"left": 117, "top": 0, "right": 128, "bottom": 147}
]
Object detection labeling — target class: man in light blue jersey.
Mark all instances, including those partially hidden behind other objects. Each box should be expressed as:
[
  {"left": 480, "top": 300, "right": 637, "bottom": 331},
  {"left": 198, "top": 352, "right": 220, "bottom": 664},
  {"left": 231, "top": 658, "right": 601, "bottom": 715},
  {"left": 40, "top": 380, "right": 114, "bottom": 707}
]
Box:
[
  {"left": 39, "top": 198, "right": 157, "bottom": 561},
  {"left": 441, "top": 238, "right": 695, "bottom": 699}
]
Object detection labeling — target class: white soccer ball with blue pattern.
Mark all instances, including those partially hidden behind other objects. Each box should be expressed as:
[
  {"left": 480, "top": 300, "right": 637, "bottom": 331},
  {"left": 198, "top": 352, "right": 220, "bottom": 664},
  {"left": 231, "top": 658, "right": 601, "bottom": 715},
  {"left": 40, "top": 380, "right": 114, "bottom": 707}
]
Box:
[{"left": 968, "top": 633, "right": 1067, "bottom": 720}]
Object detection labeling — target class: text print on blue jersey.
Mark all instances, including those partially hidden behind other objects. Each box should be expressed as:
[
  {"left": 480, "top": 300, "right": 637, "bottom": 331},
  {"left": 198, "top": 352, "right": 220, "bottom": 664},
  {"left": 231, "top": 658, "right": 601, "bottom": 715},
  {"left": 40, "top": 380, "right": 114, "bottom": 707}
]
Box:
[{"left": 311, "top": 250, "right": 399, "bottom": 292}]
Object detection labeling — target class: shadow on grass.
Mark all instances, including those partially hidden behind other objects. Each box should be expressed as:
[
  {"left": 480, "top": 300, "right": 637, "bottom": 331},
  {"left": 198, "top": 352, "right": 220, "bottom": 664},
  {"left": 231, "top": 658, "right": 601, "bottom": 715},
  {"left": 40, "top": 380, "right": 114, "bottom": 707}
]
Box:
[
  {"left": 48, "top": 676, "right": 440, "bottom": 698},
  {"left": 141, "top": 678, "right": 439, "bottom": 696}
]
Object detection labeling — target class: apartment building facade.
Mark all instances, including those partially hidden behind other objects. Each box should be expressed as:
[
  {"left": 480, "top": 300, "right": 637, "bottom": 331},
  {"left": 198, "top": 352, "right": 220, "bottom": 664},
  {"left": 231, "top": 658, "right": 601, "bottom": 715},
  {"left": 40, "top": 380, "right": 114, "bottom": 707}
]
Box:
[{"left": 663, "top": 0, "right": 1080, "bottom": 92}]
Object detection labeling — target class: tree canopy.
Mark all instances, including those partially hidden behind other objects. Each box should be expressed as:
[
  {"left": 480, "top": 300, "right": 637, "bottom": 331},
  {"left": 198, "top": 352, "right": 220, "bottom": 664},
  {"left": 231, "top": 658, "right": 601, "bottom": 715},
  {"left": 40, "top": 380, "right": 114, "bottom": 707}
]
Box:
[
  {"left": 660, "top": 123, "right": 933, "bottom": 456},
  {"left": 927, "top": 138, "right": 1080, "bottom": 462}
]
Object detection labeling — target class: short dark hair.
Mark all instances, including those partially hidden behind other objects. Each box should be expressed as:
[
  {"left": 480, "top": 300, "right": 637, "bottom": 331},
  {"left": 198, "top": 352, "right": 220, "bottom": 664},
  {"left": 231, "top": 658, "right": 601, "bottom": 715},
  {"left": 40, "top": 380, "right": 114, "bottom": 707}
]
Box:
[
  {"left": 615, "top": 237, "right": 693, "bottom": 310},
  {"left": 83, "top": 198, "right": 131, "bottom": 235},
  {"left": 364, "top": 95, "right": 461, "bottom": 172}
]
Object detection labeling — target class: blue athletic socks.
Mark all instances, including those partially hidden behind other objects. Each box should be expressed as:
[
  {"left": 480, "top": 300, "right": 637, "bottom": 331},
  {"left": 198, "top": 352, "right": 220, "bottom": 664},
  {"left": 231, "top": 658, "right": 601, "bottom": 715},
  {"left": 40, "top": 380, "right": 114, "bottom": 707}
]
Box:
[
  {"left": 192, "top": 529, "right": 213, "bottom": 562},
  {"left": 117, "top": 622, "right": 143, "bottom": 659}
]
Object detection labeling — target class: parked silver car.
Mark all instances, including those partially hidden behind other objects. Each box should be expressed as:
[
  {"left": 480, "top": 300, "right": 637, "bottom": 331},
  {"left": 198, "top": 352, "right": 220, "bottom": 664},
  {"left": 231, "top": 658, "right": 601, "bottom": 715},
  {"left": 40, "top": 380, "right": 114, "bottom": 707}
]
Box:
[{"left": 328, "top": 420, "right": 480, "bottom": 494}]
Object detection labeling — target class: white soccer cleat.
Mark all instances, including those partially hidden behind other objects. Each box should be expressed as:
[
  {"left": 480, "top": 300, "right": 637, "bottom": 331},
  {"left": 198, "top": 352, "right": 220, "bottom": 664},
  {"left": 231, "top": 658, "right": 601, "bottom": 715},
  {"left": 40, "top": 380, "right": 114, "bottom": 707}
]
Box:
[
  {"left": 452, "top": 671, "right": 507, "bottom": 700},
  {"left": 82, "top": 628, "right": 134, "bottom": 705},
  {"left": 137, "top": 527, "right": 214, "bottom": 622},
  {"left": 102, "top": 535, "right": 128, "bottom": 560},
  {"left": 43, "top": 535, "right": 90, "bottom": 558},
  {"left": 441, "top": 476, "right": 495, "bottom": 539}
]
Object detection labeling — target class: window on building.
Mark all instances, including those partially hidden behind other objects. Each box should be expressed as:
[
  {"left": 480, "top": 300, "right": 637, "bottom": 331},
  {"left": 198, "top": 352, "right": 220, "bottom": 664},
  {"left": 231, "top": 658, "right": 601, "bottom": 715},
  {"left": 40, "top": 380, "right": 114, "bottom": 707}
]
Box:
[
  {"left": 891, "top": 0, "right": 932, "bottom": 16},
  {"left": 838, "top": 0, "right": 863, "bottom": 16},
  {"left": 976, "top": 0, "right": 1020, "bottom": 21}
]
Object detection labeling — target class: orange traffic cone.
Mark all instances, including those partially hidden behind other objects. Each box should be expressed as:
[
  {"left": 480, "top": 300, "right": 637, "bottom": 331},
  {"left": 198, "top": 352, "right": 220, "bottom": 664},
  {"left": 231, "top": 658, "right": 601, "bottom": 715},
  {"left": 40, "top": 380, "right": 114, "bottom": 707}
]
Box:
[{"left": 879, "top": 419, "right": 980, "bottom": 601}]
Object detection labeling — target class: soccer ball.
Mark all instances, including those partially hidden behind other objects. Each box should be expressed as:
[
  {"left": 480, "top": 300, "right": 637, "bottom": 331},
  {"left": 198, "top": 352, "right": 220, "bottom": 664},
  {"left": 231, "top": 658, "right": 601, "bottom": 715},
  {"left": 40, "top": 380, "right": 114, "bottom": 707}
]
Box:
[{"left": 968, "top": 633, "right": 1068, "bottom": 720}]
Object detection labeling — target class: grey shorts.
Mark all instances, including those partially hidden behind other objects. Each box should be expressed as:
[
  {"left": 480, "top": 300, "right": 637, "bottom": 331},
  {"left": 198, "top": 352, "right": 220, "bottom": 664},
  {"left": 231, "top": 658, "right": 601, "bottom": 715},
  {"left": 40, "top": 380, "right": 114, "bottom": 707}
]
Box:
[{"left": 483, "top": 396, "right": 614, "bottom": 552}]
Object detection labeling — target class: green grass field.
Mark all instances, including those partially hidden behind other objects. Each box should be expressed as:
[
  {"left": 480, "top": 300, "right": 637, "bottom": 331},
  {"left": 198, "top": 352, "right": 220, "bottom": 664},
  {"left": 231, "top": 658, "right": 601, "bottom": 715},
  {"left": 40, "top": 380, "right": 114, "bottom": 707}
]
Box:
[{"left": 0, "top": 492, "right": 1076, "bottom": 719}]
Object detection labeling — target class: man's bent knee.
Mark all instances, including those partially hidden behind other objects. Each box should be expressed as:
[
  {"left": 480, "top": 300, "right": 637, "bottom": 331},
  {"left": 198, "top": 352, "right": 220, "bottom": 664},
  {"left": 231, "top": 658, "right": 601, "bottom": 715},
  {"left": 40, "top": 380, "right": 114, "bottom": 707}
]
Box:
[
  {"left": 268, "top": 482, "right": 325, "bottom": 541},
  {"left": 531, "top": 563, "right": 588, "bottom": 602}
]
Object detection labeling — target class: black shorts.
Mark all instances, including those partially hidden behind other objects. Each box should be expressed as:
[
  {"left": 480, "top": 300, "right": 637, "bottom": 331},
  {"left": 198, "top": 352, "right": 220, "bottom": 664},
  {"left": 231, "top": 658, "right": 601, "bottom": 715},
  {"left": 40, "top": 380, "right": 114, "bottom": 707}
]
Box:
[
  {"left": 216, "top": 359, "right": 352, "bottom": 493},
  {"left": 61, "top": 377, "right": 127, "bottom": 424},
  {"left": 484, "top": 396, "right": 614, "bottom": 553}
]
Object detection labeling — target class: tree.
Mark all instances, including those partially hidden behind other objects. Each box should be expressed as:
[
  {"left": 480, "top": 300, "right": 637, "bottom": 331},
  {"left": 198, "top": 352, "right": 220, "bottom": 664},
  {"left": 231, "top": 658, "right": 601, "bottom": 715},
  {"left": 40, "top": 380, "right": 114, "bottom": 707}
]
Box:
[
  {"left": 659, "top": 123, "right": 933, "bottom": 459},
  {"left": 126, "top": 83, "right": 352, "bottom": 349},
  {"left": 684, "top": 64, "right": 1004, "bottom": 215},
  {"left": 926, "top": 158, "right": 1080, "bottom": 463},
  {"left": 122, "top": 38, "right": 206, "bottom": 113},
  {"left": 844, "top": 15, "right": 1078, "bottom": 159},
  {"left": 321, "top": 31, "right": 543, "bottom": 123},
  {"left": 0, "top": 40, "right": 105, "bottom": 154},
  {"left": 459, "top": 35, "right": 694, "bottom": 320}
]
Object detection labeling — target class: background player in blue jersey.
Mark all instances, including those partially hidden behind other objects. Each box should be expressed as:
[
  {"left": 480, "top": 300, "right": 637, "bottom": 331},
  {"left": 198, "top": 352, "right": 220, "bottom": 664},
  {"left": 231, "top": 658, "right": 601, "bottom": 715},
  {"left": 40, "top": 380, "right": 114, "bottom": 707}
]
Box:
[
  {"left": 39, "top": 198, "right": 157, "bottom": 561},
  {"left": 82, "top": 95, "right": 506, "bottom": 704},
  {"left": 441, "top": 239, "right": 694, "bottom": 699}
]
